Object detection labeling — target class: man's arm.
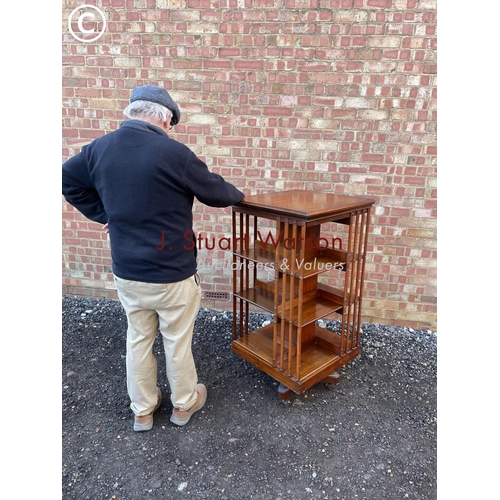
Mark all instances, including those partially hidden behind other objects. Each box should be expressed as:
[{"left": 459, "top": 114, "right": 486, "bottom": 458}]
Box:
[
  {"left": 183, "top": 151, "right": 245, "bottom": 207},
  {"left": 62, "top": 152, "right": 108, "bottom": 224}
]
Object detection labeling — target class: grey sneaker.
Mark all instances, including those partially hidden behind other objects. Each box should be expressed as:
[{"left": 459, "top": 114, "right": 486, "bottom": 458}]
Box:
[
  {"left": 170, "top": 383, "right": 207, "bottom": 426},
  {"left": 133, "top": 387, "right": 162, "bottom": 432}
]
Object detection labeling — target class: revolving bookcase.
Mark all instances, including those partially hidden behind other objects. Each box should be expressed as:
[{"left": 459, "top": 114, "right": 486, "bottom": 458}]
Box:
[{"left": 231, "top": 190, "right": 375, "bottom": 399}]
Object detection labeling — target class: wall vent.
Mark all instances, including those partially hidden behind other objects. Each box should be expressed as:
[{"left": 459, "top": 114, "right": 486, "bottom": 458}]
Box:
[{"left": 203, "top": 291, "right": 230, "bottom": 300}]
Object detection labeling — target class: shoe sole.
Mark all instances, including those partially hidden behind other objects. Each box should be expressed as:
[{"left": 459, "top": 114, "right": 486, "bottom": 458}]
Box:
[{"left": 134, "top": 419, "right": 153, "bottom": 432}]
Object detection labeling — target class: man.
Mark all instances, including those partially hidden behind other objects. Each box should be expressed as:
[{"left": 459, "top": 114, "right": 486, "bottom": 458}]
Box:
[{"left": 62, "top": 84, "right": 244, "bottom": 431}]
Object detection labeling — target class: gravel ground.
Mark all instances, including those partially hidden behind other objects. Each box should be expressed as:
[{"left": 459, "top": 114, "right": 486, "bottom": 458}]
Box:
[{"left": 62, "top": 296, "right": 437, "bottom": 500}]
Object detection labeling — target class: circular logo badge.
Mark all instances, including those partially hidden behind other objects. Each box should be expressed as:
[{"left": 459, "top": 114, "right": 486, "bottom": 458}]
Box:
[{"left": 68, "top": 5, "right": 107, "bottom": 43}]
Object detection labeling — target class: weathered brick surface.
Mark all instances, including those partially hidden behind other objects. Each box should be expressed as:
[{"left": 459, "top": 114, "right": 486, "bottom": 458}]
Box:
[{"left": 62, "top": 0, "right": 437, "bottom": 329}]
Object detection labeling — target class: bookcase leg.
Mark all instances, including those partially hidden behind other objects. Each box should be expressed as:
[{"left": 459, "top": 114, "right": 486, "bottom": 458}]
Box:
[
  {"left": 277, "top": 383, "right": 293, "bottom": 400},
  {"left": 322, "top": 372, "right": 341, "bottom": 385}
]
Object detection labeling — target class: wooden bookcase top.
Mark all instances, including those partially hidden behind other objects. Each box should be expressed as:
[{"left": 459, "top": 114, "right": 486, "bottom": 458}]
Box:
[{"left": 234, "top": 189, "right": 375, "bottom": 219}]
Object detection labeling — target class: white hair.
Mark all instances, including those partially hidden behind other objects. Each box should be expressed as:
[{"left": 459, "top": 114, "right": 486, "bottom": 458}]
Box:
[{"left": 123, "top": 100, "right": 173, "bottom": 123}]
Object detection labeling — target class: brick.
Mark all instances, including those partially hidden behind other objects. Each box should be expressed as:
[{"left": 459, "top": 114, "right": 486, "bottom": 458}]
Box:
[
  {"left": 170, "top": 10, "right": 200, "bottom": 21},
  {"left": 234, "top": 60, "right": 265, "bottom": 70},
  {"left": 204, "top": 60, "right": 232, "bottom": 69},
  {"left": 263, "top": 107, "right": 293, "bottom": 116},
  {"left": 88, "top": 99, "right": 118, "bottom": 109},
  {"left": 219, "top": 48, "right": 241, "bottom": 57},
  {"left": 345, "top": 97, "right": 372, "bottom": 109},
  {"left": 202, "top": 146, "right": 231, "bottom": 156},
  {"left": 367, "top": 36, "right": 400, "bottom": 48},
  {"left": 218, "top": 138, "right": 246, "bottom": 147},
  {"left": 62, "top": 56, "right": 86, "bottom": 66},
  {"left": 114, "top": 57, "right": 142, "bottom": 67},
  {"left": 362, "top": 154, "right": 384, "bottom": 162},
  {"left": 309, "top": 119, "right": 341, "bottom": 130},
  {"left": 358, "top": 110, "right": 390, "bottom": 120},
  {"left": 187, "top": 22, "right": 219, "bottom": 33},
  {"left": 367, "top": 0, "right": 389, "bottom": 6}
]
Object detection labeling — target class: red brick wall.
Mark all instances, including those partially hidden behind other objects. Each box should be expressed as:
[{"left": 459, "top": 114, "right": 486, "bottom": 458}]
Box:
[{"left": 62, "top": 0, "right": 437, "bottom": 329}]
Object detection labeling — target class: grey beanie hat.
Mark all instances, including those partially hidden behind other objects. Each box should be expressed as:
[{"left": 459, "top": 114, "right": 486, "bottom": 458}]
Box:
[{"left": 130, "top": 84, "right": 181, "bottom": 126}]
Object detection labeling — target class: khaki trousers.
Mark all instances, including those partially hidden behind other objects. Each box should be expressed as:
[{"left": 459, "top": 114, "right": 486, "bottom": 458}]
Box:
[{"left": 114, "top": 273, "right": 201, "bottom": 417}]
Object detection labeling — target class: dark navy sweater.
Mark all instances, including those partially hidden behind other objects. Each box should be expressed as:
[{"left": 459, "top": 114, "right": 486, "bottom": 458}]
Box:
[{"left": 62, "top": 120, "right": 245, "bottom": 283}]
